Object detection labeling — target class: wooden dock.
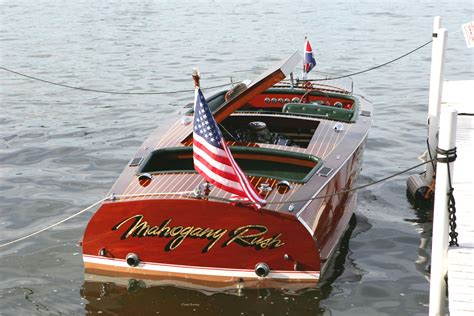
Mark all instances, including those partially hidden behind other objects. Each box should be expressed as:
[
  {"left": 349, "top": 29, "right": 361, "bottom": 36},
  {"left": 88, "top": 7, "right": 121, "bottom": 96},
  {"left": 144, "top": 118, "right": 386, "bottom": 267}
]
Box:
[{"left": 443, "top": 80, "right": 474, "bottom": 315}]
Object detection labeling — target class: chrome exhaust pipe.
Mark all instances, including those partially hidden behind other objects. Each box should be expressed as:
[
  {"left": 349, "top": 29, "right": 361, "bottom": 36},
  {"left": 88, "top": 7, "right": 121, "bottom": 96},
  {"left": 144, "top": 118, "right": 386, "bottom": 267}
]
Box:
[
  {"left": 254, "top": 262, "right": 270, "bottom": 277},
  {"left": 126, "top": 253, "right": 140, "bottom": 267}
]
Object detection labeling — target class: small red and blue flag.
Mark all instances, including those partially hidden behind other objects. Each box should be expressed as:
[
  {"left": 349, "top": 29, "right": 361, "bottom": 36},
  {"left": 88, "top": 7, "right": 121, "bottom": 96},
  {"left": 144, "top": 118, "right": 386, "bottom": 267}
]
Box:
[
  {"left": 192, "top": 88, "right": 266, "bottom": 208},
  {"left": 303, "top": 38, "right": 317, "bottom": 74}
]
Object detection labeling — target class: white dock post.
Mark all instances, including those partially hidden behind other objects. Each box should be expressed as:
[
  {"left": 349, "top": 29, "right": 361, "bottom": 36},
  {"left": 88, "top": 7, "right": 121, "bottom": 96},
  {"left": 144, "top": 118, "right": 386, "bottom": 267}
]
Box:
[
  {"left": 429, "top": 107, "right": 458, "bottom": 316},
  {"left": 426, "top": 21, "right": 448, "bottom": 183}
]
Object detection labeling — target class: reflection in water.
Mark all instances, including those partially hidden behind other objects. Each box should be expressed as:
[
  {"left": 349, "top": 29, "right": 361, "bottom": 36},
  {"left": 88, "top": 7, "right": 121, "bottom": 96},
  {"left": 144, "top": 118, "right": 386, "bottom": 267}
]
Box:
[
  {"left": 319, "top": 215, "right": 360, "bottom": 298},
  {"left": 406, "top": 193, "right": 433, "bottom": 281},
  {"left": 81, "top": 281, "right": 322, "bottom": 315},
  {"left": 80, "top": 216, "right": 360, "bottom": 315}
]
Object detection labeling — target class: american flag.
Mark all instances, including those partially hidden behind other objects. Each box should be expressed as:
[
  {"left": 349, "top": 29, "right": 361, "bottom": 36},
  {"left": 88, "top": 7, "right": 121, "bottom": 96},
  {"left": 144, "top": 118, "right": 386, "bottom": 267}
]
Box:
[
  {"left": 192, "top": 88, "right": 266, "bottom": 208},
  {"left": 303, "top": 38, "right": 316, "bottom": 74}
]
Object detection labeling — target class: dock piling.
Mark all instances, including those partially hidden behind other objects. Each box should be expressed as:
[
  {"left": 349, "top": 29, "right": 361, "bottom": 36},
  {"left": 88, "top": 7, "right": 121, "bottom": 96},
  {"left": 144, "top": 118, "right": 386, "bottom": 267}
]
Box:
[
  {"left": 407, "top": 18, "right": 448, "bottom": 202},
  {"left": 429, "top": 107, "right": 458, "bottom": 316},
  {"left": 426, "top": 23, "right": 448, "bottom": 184}
]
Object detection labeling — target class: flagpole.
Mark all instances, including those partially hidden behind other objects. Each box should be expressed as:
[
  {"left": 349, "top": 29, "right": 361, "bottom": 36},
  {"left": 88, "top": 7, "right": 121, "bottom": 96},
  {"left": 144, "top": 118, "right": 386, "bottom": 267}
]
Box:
[
  {"left": 302, "top": 37, "right": 307, "bottom": 80},
  {"left": 192, "top": 67, "right": 201, "bottom": 88},
  {"left": 192, "top": 67, "right": 212, "bottom": 199}
]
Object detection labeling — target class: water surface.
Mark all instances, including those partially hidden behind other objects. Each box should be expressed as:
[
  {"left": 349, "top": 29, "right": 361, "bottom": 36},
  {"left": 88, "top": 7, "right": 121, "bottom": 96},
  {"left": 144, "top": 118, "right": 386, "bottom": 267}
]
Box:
[{"left": 1, "top": 1, "right": 472, "bottom": 315}]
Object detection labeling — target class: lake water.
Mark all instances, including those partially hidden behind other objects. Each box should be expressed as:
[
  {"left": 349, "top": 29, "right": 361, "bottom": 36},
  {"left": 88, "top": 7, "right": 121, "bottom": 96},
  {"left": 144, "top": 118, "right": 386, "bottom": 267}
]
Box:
[{"left": 1, "top": 0, "right": 472, "bottom": 315}]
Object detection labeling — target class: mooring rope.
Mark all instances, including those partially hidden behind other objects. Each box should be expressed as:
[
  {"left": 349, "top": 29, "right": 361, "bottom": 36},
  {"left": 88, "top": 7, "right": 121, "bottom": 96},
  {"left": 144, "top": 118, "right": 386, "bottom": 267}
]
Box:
[
  {"left": 0, "top": 191, "right": 195, "bottom": 248},
  {"left": 235, "top": 159, "right": 435, "bottom": 206},
  {"left": 426, "top": 138, "right": 437, "bottom": 177},
  {"left": 0, "top": 161, "right": 432, "bottom": 248},
  {"left": 0, "top": 198, "right": 107, "bottom": 248},
  {"left": 310, "top": 39, "right": 433, "bottom": 81},
  {"left": 0, "top": 66, "right": 230, "bottom": 95},
  {"left": 0, "top": 39, "right": 433, "bottom": 95}
]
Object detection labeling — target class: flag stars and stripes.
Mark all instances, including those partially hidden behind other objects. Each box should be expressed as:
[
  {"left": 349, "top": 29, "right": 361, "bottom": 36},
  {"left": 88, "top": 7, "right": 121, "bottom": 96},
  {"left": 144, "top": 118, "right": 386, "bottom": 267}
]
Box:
[{"left": 192, "top": 88, "right": 266, "bottom": 208}]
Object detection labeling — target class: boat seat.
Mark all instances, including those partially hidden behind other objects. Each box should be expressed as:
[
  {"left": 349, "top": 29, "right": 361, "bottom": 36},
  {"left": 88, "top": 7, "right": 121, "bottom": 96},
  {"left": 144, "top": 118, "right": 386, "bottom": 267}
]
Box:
[{"left": 282, "top": 103, "right": 354, "bottom": 122}]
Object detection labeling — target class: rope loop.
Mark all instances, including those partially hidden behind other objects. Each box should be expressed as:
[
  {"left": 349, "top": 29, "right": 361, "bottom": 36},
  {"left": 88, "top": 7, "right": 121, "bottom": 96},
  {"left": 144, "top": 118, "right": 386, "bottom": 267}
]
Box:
[{"left": 436, "top": 147, "right": 457, "bottom": 163}]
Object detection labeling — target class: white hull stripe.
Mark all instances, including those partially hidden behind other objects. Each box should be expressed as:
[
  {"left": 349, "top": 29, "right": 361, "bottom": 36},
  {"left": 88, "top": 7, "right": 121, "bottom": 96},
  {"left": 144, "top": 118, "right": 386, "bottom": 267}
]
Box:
[{"left": 83, "top": 255, "right": 320, "bottom": 280}]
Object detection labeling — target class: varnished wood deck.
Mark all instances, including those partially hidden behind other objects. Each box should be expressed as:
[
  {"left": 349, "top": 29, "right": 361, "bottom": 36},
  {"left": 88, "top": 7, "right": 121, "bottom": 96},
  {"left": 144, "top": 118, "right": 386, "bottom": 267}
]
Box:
[
  {"left": 105, "top": 82, "right": 372, "bottom": 237},
  {"left": 116, "top": 112, "right": 362, "bottom": 210}
]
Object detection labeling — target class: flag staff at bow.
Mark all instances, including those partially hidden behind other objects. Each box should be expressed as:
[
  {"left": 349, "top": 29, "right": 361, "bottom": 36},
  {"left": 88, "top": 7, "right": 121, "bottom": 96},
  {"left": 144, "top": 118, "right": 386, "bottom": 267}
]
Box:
[
  {"left": 303, "top": 37, "right": 317, "bottom": 78},
  {"left": 191, "top": 69, "right": 267, "bottom": 208}
]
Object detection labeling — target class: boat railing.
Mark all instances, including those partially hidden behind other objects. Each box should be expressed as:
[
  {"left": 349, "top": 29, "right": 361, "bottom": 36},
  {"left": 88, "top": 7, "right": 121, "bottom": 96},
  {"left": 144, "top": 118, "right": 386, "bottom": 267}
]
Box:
[
  {"left": 228, "top": 68, "right": 353, "bottom": 96},
  {"left": 275, "top": 71, "right": 354, "bottom": 95}
]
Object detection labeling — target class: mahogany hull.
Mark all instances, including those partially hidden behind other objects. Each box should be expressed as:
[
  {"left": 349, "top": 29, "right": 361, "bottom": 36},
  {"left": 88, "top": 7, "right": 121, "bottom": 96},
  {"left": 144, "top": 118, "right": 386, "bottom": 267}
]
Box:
[
  {"left": 82, "top": 199, "right": 321, "bottom": 285},
  {"left": 306, "top": 138, "right": 366, "bottom": 263}
]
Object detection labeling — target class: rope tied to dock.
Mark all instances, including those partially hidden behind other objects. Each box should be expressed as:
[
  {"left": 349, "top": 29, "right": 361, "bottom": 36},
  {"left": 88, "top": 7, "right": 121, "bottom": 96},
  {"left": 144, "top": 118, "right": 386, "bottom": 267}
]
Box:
[
  {"left": 0, "top": 160, "right": 437, "bottom": 249},
  {"left": 252, "top": 159, "right": 436, "bottom": 206},
  {"left": 0, "top": 66, "right": 231, "bottom": 95},
  {"left": 436, "top": 146, "right": 459, "bottom": 247},
  {"left": 436, "top": 147, "right": 457, "bottom": 163},
  {"left": 0, "top": 191, "right": 194, "bottom": 249},
  {"left": 0, "top": 39, "right": 433, "bottom": 95},
  {"left": 0, "top": 198, "right": 107, "bottom": 249}
]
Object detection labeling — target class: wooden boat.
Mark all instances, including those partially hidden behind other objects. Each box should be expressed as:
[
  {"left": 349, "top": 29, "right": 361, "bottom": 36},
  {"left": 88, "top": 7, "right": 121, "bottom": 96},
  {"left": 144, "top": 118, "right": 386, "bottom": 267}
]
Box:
[{"left": 82, "top": 51, "right": 373, "bottom": 289}]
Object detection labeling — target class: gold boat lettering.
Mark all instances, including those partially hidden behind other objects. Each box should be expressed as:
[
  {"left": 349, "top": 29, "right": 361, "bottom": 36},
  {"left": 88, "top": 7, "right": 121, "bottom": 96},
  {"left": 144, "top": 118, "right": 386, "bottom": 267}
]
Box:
[{"left": 112, "top": 215, "right": 284, "bottom": 252}]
